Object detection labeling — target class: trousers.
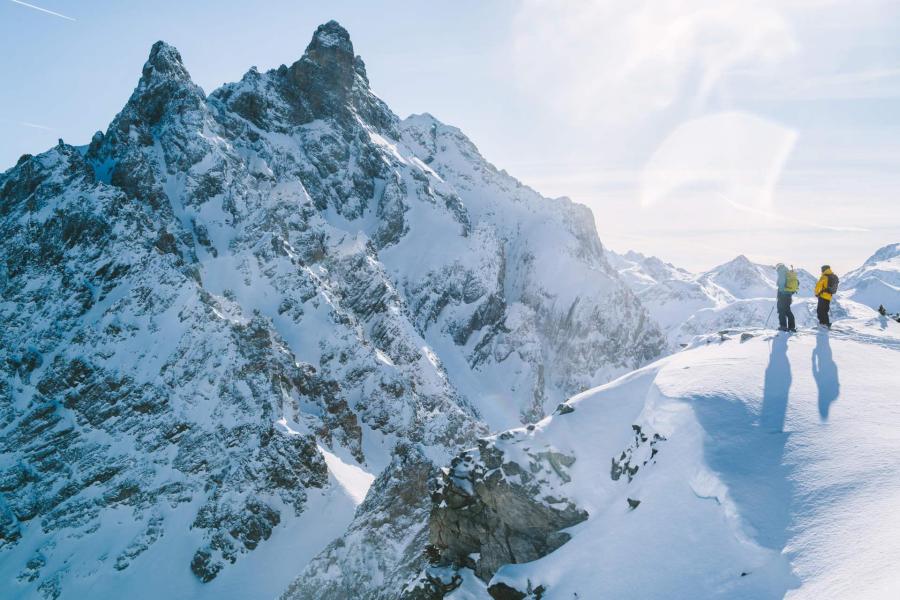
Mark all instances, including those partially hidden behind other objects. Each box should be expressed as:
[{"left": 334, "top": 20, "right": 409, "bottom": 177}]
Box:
[
  {"left": 817, "top": 296, "right": 831, "bottom": 326},
  {"left": 777, "top": 292, "right": 795, "bottom": 330}
]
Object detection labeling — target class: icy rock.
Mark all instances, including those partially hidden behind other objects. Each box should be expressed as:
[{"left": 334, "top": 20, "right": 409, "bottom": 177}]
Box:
[
  {"left": 554, "top": 403, "right": 575, "bottom": 415},
  {"left": 487, "top": 582, "right": 527, "bottom": 600}
]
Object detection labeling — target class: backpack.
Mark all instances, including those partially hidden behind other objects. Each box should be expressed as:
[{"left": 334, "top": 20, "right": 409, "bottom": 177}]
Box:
[
  {"left": 784, "top": 269, "right": 799, "bottom": 294},
  {"left": 826, "top": 273, "right": 839, "bottom": 295}
]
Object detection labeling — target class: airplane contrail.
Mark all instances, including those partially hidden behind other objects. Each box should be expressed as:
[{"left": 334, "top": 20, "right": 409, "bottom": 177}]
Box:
[
  {"left": 9, "top": 0, "right": 75, "bottom": 21},
  {"left": 20, "top": 121, "right": 56, "bottom": 131}
]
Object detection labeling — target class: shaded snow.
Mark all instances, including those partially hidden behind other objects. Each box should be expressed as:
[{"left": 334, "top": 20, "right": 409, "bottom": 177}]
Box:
[{"left": 478, "top": 317, "right": 900, "bottom": 599}]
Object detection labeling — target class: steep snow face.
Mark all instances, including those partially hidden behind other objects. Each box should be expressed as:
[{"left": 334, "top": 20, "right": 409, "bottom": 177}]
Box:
[
  {"left": 842, "top": 243, "right": 900, "bottom": 313},
  {"left": 418, "top": 316, "right": 900, "bottom": 599},
  {"left": 609, "top": 252, "right": 822, "bottom": 347},
  {"left": 0, "top": 20, "right": 664, "bottom": 599},
  {"left": 283, "top": 108, "right": 667, "bottom": 600},
  {"left": 395, "top": 114, "right": 664, "bottom": 427}
]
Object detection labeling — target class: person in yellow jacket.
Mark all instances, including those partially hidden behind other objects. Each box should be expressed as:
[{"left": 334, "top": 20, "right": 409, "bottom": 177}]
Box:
[{"left": 814, "top": 265, "right": 839, "bottom": 328}]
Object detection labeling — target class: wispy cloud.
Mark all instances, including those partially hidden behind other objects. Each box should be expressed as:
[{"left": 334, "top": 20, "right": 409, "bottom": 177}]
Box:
[
  {"left": 640, "top": 111, "right": 797, "bottom": 209},
  {"left": 724, "top": 198, "right": 870, "bottom": 233},
  {"left": 9, "top": 0, "right": 75, "bottom": 21},
  {"left": 511, "top": 0, "right": 797, "bottom": 125}
]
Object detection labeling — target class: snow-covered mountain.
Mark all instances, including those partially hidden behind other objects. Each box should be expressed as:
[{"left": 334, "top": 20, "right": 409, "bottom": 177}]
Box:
[
  {"left": 0, "top": 21, "right": 664, "bottom": 599},
  {"left": 605, "top": 250, "right": 693, "bottom": 294},
  {"left": 609, "top": 252, "right": 821, "bottom": 347},
  {"left": 414, "top": 314, "right": 900, "bottom": 598},
  {"left": 842, "top": 243, "right": 900, "bottom": 313}
]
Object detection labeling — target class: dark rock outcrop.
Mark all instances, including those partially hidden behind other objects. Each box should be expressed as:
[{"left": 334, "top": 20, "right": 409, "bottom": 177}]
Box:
[{"left": 426, "top": 438, "right": 587, "bottom": 583}]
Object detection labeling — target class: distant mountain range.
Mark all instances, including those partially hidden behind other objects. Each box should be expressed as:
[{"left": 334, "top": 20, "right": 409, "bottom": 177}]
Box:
[
  {"left": 842, "top": 243, "right": 900, "bottom": 313},
  {"left": 607, "top": 249, "right": 896, "bottom": 346}
]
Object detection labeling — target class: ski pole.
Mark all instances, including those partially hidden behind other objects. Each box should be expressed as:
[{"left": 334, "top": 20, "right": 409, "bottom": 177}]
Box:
[{"left": 765, "top": 304, "right": 775, "bottom": 329}]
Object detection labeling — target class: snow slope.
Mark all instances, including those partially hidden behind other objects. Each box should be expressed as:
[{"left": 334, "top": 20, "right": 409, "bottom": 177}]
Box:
[
  {"left": 842, "top": 243, "right": 900, "bottom": 313},
  {"left": 422, "top": 315, "right": 900, "bottom": 599}
]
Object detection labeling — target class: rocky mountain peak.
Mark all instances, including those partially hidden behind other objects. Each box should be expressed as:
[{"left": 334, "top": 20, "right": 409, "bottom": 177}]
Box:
[
  {"left": 141, "top": 40, "right": 193, "bottom": 87},
  {"left": 251, "top": 20, "right": 397, "bottom": 132},
  {"left": 307, "top": 20, "right": 354, "bottom": 55},
  {"left": 87, "top": 39, "right": 207, "bottom": 156},
  {"left": 288, "top": 20, "right": 365, "bottom": 93},
  {"left": 0, "top": 19, "right": 667, "bottom": 598},
  {"left": 725, "top": 254, "right": 752, "bottom": 268},
  {"left": 97, "top": 39, "right": 207, "bottom": 137}
]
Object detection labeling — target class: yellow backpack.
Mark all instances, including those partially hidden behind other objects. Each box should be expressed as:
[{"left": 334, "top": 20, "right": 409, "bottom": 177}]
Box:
[{"left": 785, "top": 268, "right": 799, "bottom": 294}]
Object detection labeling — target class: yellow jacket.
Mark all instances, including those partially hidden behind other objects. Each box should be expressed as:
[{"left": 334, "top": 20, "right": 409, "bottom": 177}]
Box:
[{"left": 815, "top": 268, "right": 834, "bottom": 300}]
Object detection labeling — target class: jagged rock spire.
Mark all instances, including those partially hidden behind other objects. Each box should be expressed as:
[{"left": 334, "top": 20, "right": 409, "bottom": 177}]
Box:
[
  {"left": 104, "top": 40, "right": 205, "bottom": 136},
  {"left": 264, "top": 20, "right": 397, "bottom": 132},
  {"left": 287, "top": 20, "right": 366, "bottom": 97},
  {"left": 141, "top": 41, "right": 193, "bottom": 85},
  {"left": 306, "top": 20, "right": 354, "bottom": 55}
]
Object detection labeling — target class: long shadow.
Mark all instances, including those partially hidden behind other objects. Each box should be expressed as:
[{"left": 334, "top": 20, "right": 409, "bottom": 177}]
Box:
[
  {"left": 761, "top": 334, "right": 791, "bottom": 433},
  {"left": 812, "top": 331, "right": 840, "bottom": 421},
  {"left": 686, "top": 334, "right": 799, "bottom": 593}
]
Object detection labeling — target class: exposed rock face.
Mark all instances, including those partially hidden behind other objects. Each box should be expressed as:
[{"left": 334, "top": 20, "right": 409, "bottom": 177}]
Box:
[
  {"left": 281, "top": 443, "right": 435, "bottom": 600},
  {"left": 1, "top": 20, "right": 663, "bottom": 599},
  {"left": 424, "top": 436, "right": 587, "bottom": 584}
]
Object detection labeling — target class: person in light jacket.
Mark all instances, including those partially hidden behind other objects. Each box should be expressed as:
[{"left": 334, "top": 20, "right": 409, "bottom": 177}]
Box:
[{"left": 775, "top": 263, "right": 796, "bottom": 332}]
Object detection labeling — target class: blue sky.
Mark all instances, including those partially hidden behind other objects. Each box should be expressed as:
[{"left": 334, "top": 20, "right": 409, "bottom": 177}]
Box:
[{"left": 1, "top": 0, "right": 898, "bottom": 272}]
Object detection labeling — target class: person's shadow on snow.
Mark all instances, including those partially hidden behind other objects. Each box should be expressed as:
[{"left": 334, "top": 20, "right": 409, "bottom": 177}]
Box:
[
  {"left": 688, "top": 331, "right": 799, "bottom": 587},
  {"left": 761, "top": 333, "right": 791, "bottom": 432},
  {"left": 812, "top": 331, "right": 840, "bottom": 420}
]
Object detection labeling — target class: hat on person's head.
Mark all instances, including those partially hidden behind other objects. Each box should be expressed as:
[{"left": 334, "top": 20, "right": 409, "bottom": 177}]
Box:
[{"left": 821, "top": 265, "right": 830, "bottom": 272}]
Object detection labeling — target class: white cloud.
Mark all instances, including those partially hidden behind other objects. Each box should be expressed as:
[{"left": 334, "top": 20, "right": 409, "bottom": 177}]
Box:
[
  {"left": 768, "top": 67, "right": 900, "bottom": 100},
  {"left": 640, "top": 111, "right": 797, "bottom": 208},
  {"left": 511, "top": 0, "right": 797, "bottom": 124}
]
